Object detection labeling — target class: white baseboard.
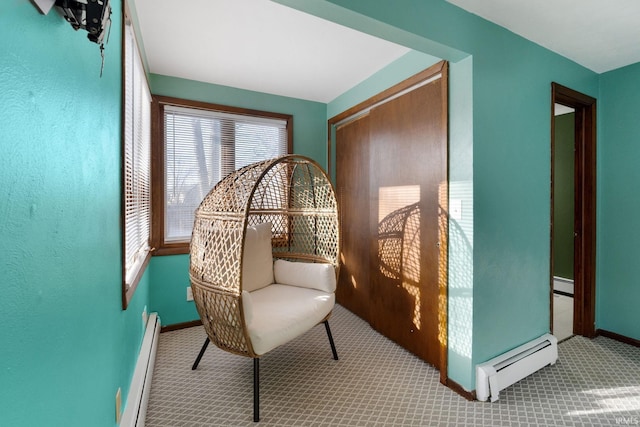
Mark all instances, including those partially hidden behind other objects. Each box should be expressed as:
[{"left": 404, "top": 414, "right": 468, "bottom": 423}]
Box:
[
  {"left": 553, "top": 276, "right": 574, "bottom": 295},
  {"left": 121, "top": 313, "right": 161, "bottom": 427}
]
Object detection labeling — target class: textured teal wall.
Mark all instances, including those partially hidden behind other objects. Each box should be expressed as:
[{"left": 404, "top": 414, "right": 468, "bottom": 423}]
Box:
[
  {"left": 598, "top": 62, "right": 640, "bottom": 340},
  {"left": 280, "top": 0, "right": 599, "bottom": 390},
  {"left": 0, "top": 1, "right": 151, "bottom": 426},
  {"left": 447, "top": 56, "right": 474, "bottom": 387},
  {"left": 553, "top": 113, "right": 575, "bottom": 280},
  {"left": 148, "top": 75, "right": 327, "bottom": 325},
  {"left": 149, "top": 254, "right": 196, "bottom": 326}
]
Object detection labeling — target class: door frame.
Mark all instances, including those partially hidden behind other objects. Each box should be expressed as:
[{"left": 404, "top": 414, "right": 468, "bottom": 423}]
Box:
[{"left": 550, "top": 82, "right": 597, "bottom": 338}]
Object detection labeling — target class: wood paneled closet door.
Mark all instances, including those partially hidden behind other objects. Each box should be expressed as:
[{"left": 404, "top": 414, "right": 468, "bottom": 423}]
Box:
[
  {"left": 336, "top": 114, "right": 371, "bottom": 323},
  {"left": 334, "top": 62, "right": 448, "bottom": 371}
]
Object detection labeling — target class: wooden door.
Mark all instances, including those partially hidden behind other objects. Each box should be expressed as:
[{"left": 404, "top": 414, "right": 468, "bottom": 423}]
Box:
[
  {"left": 368, "top": 78, "right": 447, "bottom": 367},
  {"left": 336, "top": 115, "right": 371, "bottom": 322},
  {"left": 333, "top": 62, "right": 448, "bottom": 370}
]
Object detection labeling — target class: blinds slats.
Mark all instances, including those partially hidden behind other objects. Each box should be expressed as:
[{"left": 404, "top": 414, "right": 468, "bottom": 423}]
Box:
[
  {"left": 164, "top": 108, "right": 288, "bottom": 242},
  {"left": 123, "top": 18, "right": 151, "bottom": 288}
]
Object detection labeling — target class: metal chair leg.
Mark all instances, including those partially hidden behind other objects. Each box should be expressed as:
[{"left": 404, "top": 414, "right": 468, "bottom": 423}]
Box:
[
  {"left": 253, "top": 358, "right": 260, "bottom": 422},
  {"left": 192, "top": 338, "right": 210, "bottom": 370},
  {"left": 324, "top": 321, "right": 339, "bottom": 360}
]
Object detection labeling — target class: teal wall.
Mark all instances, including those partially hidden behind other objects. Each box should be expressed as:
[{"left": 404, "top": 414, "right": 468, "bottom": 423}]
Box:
[
  {"left": 278, "top": 0, "right": 600, "bottom": 390},
  {"left": 149, "top": 254, "right": 196, "bottom": 326},
  {"left": 598, "top": 62, "right": 640, "bottom": 340},
  {"left": 147, "top": 0, "right": 603, "bottom": 390},
  {"left": 324, "top": 0, "right": 600, "bottom": 391},
  {"left": 553, "top": 113, "right": 575, "bottom": 280},
  {"left": 446, "top": 55, "right": 474, "bottom": 386},
  {"left": 6, "top": 0, "right": 637, "bottom": 419},
  {"left": 148, "top": 75, "right": 327, "bottom": 325},
  {"left": 0, "top": 1, "right": 151, "bottom": 426}
]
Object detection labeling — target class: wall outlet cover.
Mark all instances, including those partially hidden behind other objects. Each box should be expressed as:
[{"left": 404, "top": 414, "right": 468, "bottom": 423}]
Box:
[{"left": 187, "top": 286, "right": 193, "bottom": 301}]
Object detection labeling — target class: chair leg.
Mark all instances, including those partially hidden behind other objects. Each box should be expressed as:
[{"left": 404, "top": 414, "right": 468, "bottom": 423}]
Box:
[
  {"left": 192, "top": 338, "right": 210, "bottom": 370},
  {"left": 324, "top": 320, "right": 339, "bottom": 360},
  {"left": 253, "top": 358, "right": 260, "bottom": 422}
]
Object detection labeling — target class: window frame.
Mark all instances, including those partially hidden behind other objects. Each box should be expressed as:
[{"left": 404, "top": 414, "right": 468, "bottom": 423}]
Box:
[
  {"left": 151, "top": 96, "right": 293, "bottom": 256},
  {"left": 121, "top": 3, "right": 152, "bottom": 309}
]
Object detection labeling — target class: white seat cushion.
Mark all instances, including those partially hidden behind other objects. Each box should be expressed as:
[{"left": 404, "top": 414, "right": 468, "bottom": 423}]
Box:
[
  {"left": 242, "top": 222, "right": 274, "bottom": 292},
  {"left": 273, "top": 259, "right": 336, "bottom": 293},
  {"left": 241, "top": 290, "right": 254, "bottom": 327},
  {"left": 246, "top": 284, "right": 335, "bottom": 355}
]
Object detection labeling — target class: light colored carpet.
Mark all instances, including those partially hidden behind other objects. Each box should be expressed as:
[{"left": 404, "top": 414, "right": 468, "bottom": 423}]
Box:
[
  {"left": 146, "top": 305, "right": 640, "bottom": 426},
  {"left": 553, "top": 293, "right": 574, "bottom": 341}
]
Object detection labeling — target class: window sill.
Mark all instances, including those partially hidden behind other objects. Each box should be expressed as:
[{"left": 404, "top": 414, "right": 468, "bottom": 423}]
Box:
[{"left": 153, "top": 245, "right": 190, "bottom": 256}]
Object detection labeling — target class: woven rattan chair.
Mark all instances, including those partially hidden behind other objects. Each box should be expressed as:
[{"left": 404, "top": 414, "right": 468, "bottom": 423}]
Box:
[{"left": 189, "top": 154, "right": 340, "bottom": 422}]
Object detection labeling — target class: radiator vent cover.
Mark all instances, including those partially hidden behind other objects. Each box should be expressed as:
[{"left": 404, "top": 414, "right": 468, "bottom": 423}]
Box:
[{"left": 476, "top": 333, "right": 558, "bottom": 402}]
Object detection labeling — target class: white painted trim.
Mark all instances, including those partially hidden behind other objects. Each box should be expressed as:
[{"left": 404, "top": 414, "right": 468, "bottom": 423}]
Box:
[
  {"left": 553, "top": 276, "right": 574, "bottom": 295},
  {"left": 121, "top": 313, "right": 161, "bottom": 427},
  {"left": 476, "top": 334, "right": 558, "bottom": 402},
  {"left": 335, "top": 73, "right": 442, "bottom": 129},
  {"left": 554, "top": 103, "right": 575, "bottom": 116}
]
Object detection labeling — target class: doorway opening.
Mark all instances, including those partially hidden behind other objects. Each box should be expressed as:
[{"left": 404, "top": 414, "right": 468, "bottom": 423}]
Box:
[
  {"left": 550, "top": 83, "right": 597, "bottom": 339},
  {"left": 551, "top": 103, "right": 575, "bottom": 340}
]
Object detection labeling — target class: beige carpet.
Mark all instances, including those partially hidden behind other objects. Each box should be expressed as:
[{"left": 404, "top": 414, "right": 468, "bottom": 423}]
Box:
[{"left": 146, "top": 305, "right": 640, "bottom": 426}]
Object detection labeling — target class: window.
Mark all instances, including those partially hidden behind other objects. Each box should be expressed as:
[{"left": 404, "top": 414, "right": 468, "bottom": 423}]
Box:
[
  {"left": 122, "top": 8, "right": 151, "bottom": 308},
  {"left": 151, "top": 97, "right": 292, "bottom": 255}
]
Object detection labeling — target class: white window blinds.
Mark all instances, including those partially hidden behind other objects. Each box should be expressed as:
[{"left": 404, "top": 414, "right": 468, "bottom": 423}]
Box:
[
  {"left": 163, "top": 106, "right": 288, "bottom": 242},
  {"left": 123, "top": 16, "right": 151, "bottom": 290}
]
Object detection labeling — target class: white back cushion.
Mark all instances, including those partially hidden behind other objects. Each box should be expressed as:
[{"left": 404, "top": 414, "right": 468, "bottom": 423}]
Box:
[
  {"left": 273, "top": 259, "right": 336, "bottom": 293},
  {"left": 242, "top": 222, "right": 274, "bottom": 292}
]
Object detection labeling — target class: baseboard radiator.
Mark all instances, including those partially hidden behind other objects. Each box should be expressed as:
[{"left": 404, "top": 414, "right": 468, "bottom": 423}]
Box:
[
  {"left": 476, "top": 333, "right": 558, "bottom": 402},
  {"left": 121, "top": 313, "right": 161, "bottom": 427}
]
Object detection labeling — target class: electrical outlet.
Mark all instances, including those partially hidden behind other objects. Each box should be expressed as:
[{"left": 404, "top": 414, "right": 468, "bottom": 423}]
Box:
[
  {"left": 187, "top": 286, "right": 193, "bottom": 301},
  {"left": 115, "top": 387, "right": 122, "bottom": 424},
  {"left": 450, "top": 198, "right": 463, "bottom": 221}
]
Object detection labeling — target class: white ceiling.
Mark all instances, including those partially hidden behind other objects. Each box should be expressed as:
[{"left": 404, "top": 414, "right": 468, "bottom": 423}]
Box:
[
  {"left": 447, "top": 0, "right": 640, "bottom": 73},
  {"left": 134, "top": 0, "right": 409, "bottom": 103},
  {"left": 135, "top": 0, "right": 640, "bottom": 103}
]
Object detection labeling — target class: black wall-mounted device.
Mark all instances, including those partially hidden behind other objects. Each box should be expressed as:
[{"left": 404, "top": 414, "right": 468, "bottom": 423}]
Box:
[
  {"left": 32, "top": 0, "right": 112, "bottom": 45},
  {"left": 55, "top": 0, "right": 112, "bottom": 44}
]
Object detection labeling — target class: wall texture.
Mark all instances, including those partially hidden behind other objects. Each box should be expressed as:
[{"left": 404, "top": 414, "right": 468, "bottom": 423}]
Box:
[
  {"left": 4, "top": 4, "right": 630, "bottom": 417},
  {"left": 149, "top": 0, "right": 604, "bottom": 390},
  {"left": 598, "top": 62, "right": 640, "bottom": 340},
  {"left": 0, "top": 2, "right": 150, "bottom": 425}
]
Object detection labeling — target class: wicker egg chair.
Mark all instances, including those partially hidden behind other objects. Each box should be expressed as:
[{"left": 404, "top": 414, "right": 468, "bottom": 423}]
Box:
[{"left": 189, "top": 154, "right": 340, "bottom": 422}]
